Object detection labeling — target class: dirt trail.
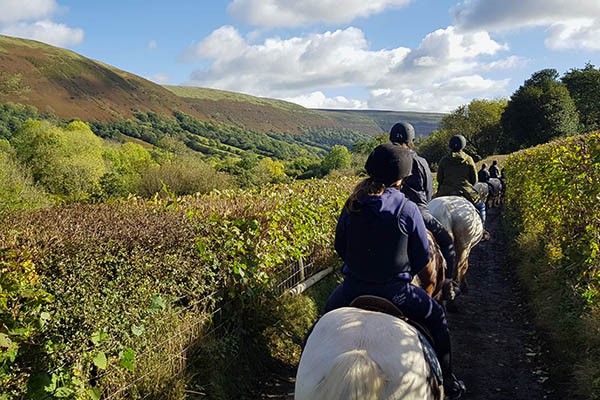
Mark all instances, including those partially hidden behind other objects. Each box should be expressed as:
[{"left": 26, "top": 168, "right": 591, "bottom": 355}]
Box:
[
  {"left": 256, "top": 206, "right": 559, "bottom": 399},
  {"left": 447, "top": 206, "right": 556, "bottom": 400}
]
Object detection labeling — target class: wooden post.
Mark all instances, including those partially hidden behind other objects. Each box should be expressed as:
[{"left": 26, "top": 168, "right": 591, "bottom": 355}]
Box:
[{"left": 299, "top": 256, "right": 305, "bottom": 282}]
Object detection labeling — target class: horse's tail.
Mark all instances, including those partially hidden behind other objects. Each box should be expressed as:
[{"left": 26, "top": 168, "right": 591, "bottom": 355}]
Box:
[{"left": 313, "top": 349, "right": 387, "bottom": 400}]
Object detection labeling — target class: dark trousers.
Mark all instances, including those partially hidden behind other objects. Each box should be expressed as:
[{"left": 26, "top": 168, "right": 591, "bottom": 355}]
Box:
[{"left": 325, "top": 275, "right": 452, "bottom": 372}]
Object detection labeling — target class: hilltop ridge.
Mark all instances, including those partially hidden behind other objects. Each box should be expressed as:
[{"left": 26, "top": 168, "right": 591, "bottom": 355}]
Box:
[{"left": 0, "top": 34, "right": 443, "bottom": 139}]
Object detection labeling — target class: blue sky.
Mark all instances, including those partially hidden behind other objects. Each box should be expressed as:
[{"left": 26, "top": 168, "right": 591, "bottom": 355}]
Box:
[{"left": 1, "top": 0, "right": 599, "bottom": 112}]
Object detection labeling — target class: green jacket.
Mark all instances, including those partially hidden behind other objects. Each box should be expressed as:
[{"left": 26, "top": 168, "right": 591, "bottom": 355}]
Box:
[{"left": 435, "top": 150, "right": 479, "bottom": 203}]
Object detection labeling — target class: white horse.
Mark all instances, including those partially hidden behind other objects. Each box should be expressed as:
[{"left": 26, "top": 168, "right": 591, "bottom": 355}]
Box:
[
  {"left": 295, "top": 306, "right": 443, "bottom": 400},
  {"left": 429, "top": 196, "right": 483, "bottom": 291}
]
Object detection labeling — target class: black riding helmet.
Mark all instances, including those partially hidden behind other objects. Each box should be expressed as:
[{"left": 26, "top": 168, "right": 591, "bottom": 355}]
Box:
[
  {"left": 365, "top": 143, "right": 413, "bottom": 186},
  {"left": 449, "top": 135, "right": 466, "bottom": 151},
  {"left": 389, "top": 122, "right": 415, "bottom": 144}
]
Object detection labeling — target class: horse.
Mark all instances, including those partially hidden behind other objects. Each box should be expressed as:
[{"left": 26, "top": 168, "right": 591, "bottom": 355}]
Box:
[
  {"left": 487, "top": 178, "right": 503, "bottom": 207},
  {"left": 473, "top": 182, "right": 489, "bottom": 208},
  {"left": 428, "top": 196, "right": 483, "bottom": 294},
  {"left": 412, "top": 230, "right": 446, "bottom": 302},
  {"left": 295, "top": 298, "right": 444, "bottom": 400},
  {"left": 474, "top": 179, "right": 503, "bottom": 209}
]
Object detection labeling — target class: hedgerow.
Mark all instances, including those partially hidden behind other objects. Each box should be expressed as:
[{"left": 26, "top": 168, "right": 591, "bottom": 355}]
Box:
[
  {"left": 0, "top": 177, "right": 356, "bottom": 399},
  {"left": 503, "top": 132, "right": 600, "bottom": 399}
]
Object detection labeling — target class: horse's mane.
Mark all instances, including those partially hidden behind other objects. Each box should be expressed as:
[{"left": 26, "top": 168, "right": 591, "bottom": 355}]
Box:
[{"left": 313, "top": 349, "right": 387, "bottom": 400}]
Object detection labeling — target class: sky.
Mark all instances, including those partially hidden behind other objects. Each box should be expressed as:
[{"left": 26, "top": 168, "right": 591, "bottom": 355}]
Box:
[{"left": 1, "top": 0, "right": 599, "bottom": 113}]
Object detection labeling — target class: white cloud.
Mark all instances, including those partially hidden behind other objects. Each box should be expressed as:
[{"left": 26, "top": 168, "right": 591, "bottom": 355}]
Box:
[
  {"left": 546, "top": 19, "right": 600, "bottom": 51},
  {"left": 452, "top": 0, "right": 600, "bottom": 51},
  {"left": 183, "top": 24, "right": 511, "bottom": 112},
  {"left": 0, "top": 0, "right": 58, "bottom": 23},
  {"left": 283, "top": 91, "right": 367, "bottom": 109},
  {"left": 183, "top": 26, "right": 410, "bottom": 97},
  {"left": 227, "top": 0, "right": 412, "bottom": 28},
  {"left": 409, "top": 26, "right": 507, "bottom": 64},
  {"left": 483, "top": 56, "right": 527, "bottom": 70},
  {"left": 147, "top": 73, "right": 170, "bottom": 84},
  {"left": 1, "top": 20, "right": 84, "bottom": 46},
  {"left": 181, "top": 26, "right": 247, "bottom": 62},
  {"left": 0, "top": 1, "right": 83, "bottom": 48}
]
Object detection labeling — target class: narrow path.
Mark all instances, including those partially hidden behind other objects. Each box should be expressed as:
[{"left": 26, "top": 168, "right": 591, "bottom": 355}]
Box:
[
  {"left": 256, "top": 206, "right": 559, "bottom": 399},
  {"left": 448, "top": 206, "right": 555, "bottom": 399}
]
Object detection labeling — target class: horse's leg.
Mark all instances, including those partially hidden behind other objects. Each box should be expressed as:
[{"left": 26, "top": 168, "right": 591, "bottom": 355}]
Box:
[
  {"left": 455, "top": 252, "right": 469, "bottom": 294},
  {"left": 415, "top": 231, "right": 445, "bottom": 300}
]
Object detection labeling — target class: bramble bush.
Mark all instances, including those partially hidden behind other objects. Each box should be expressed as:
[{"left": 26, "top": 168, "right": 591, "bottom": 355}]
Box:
[
  {"left": 0, "top": 177, "right": 356, "bottom": 399},
  {"left": 503, "top": 132, "right": 600, "bottom": 399}
]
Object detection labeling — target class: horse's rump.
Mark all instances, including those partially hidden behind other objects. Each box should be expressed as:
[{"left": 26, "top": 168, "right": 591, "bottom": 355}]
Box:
[
  {"left": 488, "top": 178, "right": 502, "bottom": 196},
  {"left": 295, "top": 307, "right": 442, "bottom": 400},
  {"left": 428, "top": 196, "right": 483, "bottom": 290}
]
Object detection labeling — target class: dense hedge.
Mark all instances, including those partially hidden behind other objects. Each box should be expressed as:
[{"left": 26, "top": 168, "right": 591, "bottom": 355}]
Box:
[
  {"left": 0, "top": 177, "right": 356, "bottom": 399},
  {"left": 503, "top": 132, "right": 600, "bottom": 399}
]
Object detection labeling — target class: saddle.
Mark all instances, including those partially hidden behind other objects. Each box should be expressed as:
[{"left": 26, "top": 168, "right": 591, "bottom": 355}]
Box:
[
  {"left": 348, "top": 295, "right": 443, "bottom": 388},
  {"left": 349, "top": 295, "right": 436, "bottom": 347}
]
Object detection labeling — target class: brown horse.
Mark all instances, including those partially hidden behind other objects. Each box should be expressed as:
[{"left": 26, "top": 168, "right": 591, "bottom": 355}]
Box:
[{"left": 412, "top": 230, "right": 447, "bottom": 302}]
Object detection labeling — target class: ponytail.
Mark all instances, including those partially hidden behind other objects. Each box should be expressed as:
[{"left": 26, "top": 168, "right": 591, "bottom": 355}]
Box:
[{"left": 345, "top": 178, "right": 386, "bottom": 213}]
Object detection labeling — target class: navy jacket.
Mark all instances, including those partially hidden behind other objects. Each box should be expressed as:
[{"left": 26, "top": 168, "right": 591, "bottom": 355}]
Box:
[
  {"left": 335, "top": 188, "right": 430, "bottom": 283},
  {"left": 490, "top": 165, "right": 500, "bottom": 179},
  {"left": 401, "top": 150, "right": 433, "bottom": 209},
  {"left": 478, "top": 168, "right": 490, "bottom": 183}
]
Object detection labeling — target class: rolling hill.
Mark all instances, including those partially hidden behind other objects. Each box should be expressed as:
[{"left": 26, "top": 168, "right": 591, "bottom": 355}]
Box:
[
  {"left": 0, "top": 35, "right": 202, "bottom": 121},
  {"left": 0, "top": 34, "right": 444, "bottom": 153}
]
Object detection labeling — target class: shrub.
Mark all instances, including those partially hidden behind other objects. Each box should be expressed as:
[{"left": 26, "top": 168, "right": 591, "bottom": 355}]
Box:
[
  {"left": 138, "top": 154, "right": 234, "bottom": 196},
  {"left": 0, "top": 142, "right": 50, "bottom": 211},
  {"left": 0, "top": 177, "right": 357, "bottom": 399},
  {"left": 503, "top": 132, "right": 600, "bottom": 399}
]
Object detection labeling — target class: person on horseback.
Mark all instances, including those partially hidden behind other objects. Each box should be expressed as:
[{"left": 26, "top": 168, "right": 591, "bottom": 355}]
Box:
[
  {"left": 489, "top": 159, "right": 500, "bottom": 179},
  {"left": 389, "top": 122, "right": 459, "bottom": 301},
  {"left": 478, "top": 163, "right": 490, "bottom": 183},
  {"left": 325, "top": 142, "right": 466, "bottom": 400},
  {"left": 435, "top": 134, "right": 490, "bottom": 240}
]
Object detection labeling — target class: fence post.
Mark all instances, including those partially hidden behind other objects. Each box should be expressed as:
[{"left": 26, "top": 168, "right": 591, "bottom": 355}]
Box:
[{"left": 299, "top": 256, "right": 305, "bottom": 282}]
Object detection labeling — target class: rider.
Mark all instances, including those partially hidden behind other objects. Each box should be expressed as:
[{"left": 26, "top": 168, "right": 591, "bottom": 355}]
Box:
[
  {"left": 389, "top": 122, "right": 459, "bottom": 301},
  {"left": 489, "top": 160, "right": 500, "bottom": 179},
  {"left": 435, "top": 134, "right": 490, "bottom": 240},
  {"left": 325, "top": 142, "right": 466, "bottom": 400},
  {"left": 477, "top": 163, "right": 490, "bottom": 183}
]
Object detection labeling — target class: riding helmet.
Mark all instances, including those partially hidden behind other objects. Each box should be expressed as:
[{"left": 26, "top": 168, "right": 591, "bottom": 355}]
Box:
[
  {"left": 389, "top": 122, "right": 415, "bottom": 144},
  {"left": 449, "top": 135, "right": 466, "bottom": 151},
  {"left": 365, "top": 143, "right": 413, "bottom": 186}
]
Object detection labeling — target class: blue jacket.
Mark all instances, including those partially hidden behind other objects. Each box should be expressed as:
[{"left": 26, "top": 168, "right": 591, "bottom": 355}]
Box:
[{"left": 335, "top": 188, "right": 430, "bottom": 283}]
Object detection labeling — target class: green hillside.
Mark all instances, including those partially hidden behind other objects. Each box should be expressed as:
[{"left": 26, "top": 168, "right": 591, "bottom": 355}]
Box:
[
  {"left": 0, "top": 34, "right": 441, "bottom": 160},
  {"left": 0, "top": 35, "right": 201, "bottom": 121},
  {"left": 316, "top": 109, "right": 446, "bottom": 137}
]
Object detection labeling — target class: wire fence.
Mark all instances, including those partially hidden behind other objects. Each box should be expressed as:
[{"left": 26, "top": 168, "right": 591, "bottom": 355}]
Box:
[{"left": 95, "top": 257, "right": 334, "bottom": 399}]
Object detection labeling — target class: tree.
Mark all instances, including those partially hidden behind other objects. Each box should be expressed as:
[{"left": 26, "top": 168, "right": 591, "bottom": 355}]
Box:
[
  {"left": 416, "top": 129, "right": 453, "bottom": 169},
  {"left": 441, "top": 99, "right": 507, "bottom": 158},
  {"left": 562, "top": 63, "right": 600, "bottom": 132},
  {"left": 101, "top": 142, "right": 155, "bottom": 198},
  {"left": 501, "top": 69, "right": 579, "bottom": 152},
  {"left": 0, "top": 139, "right": 50, "bottom": 210},
  {"left": 321, "top": 145, "right": 352, "bottom": 174},
  {"left": 10, "top": 120, "right": 106, "bottom": 201}
]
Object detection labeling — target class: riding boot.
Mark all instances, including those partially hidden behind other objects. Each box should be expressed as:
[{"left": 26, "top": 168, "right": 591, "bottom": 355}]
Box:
[
  {"left": 475, "top": 200, "right": 486, "bottom": 225},
  {"left": 440, "top": 353, "right": 466, "bottom": 400}
]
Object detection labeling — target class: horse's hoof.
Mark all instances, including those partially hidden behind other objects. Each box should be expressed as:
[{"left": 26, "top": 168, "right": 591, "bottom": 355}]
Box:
[
  {"left": 442, "top": 280, "right": 461, "bottom": 302},
  {"left": 481, "top": 230, "right": 491, "bottom": 241}
]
